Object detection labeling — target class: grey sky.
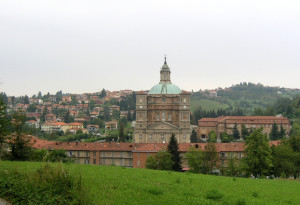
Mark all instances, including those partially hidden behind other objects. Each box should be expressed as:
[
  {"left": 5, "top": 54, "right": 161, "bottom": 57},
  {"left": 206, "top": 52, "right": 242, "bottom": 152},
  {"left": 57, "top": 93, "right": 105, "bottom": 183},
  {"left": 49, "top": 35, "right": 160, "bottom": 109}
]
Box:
[{"left": 1, "top": 0, "right": 300, "bottom": 96}]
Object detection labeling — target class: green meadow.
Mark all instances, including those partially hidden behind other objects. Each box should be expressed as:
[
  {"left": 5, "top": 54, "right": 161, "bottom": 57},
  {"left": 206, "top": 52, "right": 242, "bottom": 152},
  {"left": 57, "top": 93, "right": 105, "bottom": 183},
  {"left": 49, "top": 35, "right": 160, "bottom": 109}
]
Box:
[
  {"left": 190, "top": 98, "right": 229, "bottom": 112},
  {"left": 1, "top": 161, "right": 299, "bottom": 205}
]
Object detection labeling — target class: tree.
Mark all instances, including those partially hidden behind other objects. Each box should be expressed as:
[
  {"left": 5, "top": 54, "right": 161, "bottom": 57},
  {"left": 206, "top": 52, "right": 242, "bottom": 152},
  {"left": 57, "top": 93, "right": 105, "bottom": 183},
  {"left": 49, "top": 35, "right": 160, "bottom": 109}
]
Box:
[
  {"left": 203, "top": 142, "right": 218, "bottom": 174},
  {"left": 185, "top": 146, "right": 203, "bottom": 173},
  {"left": 279, "top": 124, "right": 286, "bottom": 139},
  {"left": 64, "top": 110, "right": 74, "bottom": 123},
  {"left": 272, "top": 143, "right": 297, "bottom": 178},
  {"left": 118, "top": 122, "right": 125, "bottom": 142},
  {"left": 9, "top": 110, "right": 32, "bottom": 161},
  {"left": 270, "top": 123, "right": 280, "bottom": 140},
  {"left": 70, "top": 95, "right": 78, "bottom": 106},
  {"left": 225, "top": 153, "right": 240, "bottom": 176},
  {"left": 145, "top": 151, "right": 173, "bottom": 170},
  {"left": 190, "top": 129, "right": 199, "bottom": 143},
  {"left": 24, "top": 95, "right": 29, "bottom": 104},
  {"left": 208, "top": 131, "right": 217, "bottom": 143},
  {"left": 99, "top": 89, "right": 106, "bottom": 98},
  {"left": 167, "top": 133, "right": 182, "bottom": 171},
  {"left": 38, "top": 91, "right": 42, "bottom": 99},
  {"left": 241, "top": 124, "right": 249, "bottom": 140},
  {"left": 232, "top": 123, "right": 240, "bottom": 141},
  {"left": 127, "top": 110, "right": 132, "bottom": 121},
  {"left": 241, "top": 128, "right": 273, "bottom": 177},
  {"left": 220, "top": 132, "right": 231, "bottom": 143},
  {"left": 0, "top": 98, "right": 10, "bottom": 159},
  {"left": 27, "top": 104, "right": 37, "bottom": 112}
]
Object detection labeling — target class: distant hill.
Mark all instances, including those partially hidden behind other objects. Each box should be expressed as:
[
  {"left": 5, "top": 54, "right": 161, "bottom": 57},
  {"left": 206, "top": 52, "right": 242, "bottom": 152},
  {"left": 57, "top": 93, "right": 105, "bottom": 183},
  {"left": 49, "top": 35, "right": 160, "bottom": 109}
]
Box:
[{"left": 191, "top": 82, "right": 300, "bottom": 114}]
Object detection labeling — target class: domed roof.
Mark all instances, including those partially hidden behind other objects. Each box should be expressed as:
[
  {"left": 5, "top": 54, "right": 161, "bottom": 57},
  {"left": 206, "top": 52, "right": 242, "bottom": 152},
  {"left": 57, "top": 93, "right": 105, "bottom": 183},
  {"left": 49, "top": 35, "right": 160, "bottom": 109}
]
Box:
[{"left": 148, "top": 83, "right": 182, "bottom": 94}]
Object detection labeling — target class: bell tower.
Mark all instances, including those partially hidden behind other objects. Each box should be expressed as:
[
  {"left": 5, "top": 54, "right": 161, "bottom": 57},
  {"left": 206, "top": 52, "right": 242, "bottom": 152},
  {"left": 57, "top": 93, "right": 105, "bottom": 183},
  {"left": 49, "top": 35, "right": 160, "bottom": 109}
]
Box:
[{"left": 160, "top": 57, "right": 171, "bottom": 84}]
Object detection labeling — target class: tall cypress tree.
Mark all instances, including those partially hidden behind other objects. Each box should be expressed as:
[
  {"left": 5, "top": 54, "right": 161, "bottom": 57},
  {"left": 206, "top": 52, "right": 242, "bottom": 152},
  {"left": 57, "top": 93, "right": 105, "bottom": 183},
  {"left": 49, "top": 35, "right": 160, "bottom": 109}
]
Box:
[
  {"left": 190, "top": 129, "right": 198, "bottom": 143},
  {"left": 270, "top": 123, "right": 279, "bottom": 140},
  {"left": 118, "top": 122, "right": 125, "bottom": 142},
  {"left": 241, "top": 124, "right": 249, "bottom": 140},
  {"left": 280, "top": 124, "right": 286, "bottom": 139},
  {"left": 232, "top": 123, "right": 240, "bottom": 141},
  {"left": 168, "top": 133, "right": 182, "bottom": 172}
]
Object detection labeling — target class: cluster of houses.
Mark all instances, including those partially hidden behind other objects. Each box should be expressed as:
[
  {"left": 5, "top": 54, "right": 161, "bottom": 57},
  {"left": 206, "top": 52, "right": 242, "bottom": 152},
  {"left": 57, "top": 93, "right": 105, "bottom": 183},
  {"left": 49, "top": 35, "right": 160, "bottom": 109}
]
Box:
[{"left": 6, "top": 90, "right": 135, "bottom": 135}]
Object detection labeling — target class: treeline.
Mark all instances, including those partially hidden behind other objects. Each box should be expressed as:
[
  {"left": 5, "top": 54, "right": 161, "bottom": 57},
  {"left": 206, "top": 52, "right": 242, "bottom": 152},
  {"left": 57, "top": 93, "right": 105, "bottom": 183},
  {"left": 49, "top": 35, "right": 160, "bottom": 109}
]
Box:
[{"left": 191, "top": 107, "right": 245, "bottom": 125}]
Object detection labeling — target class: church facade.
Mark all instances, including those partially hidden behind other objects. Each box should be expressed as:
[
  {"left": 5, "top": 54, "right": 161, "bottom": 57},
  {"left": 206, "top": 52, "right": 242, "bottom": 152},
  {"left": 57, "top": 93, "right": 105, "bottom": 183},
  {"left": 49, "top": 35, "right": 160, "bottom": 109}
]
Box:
[{"left": 133, "top": 58, "right": 191, "bottom": 143}]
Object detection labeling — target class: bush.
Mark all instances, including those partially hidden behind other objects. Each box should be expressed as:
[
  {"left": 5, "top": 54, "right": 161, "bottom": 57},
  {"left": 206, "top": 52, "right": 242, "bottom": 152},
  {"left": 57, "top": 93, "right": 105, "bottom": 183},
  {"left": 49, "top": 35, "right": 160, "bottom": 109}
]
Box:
[
  {"left": 205, "top": 189, "right": 224, "bottom": 200},
  {"left": 0, "top": 163, "right": 89, "bottom": 204}
]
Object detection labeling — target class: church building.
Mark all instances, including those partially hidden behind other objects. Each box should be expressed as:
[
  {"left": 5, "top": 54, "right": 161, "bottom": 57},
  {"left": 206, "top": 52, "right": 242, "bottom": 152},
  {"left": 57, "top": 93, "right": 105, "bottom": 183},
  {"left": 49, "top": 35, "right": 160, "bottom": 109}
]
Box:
[{"left": 133, "top": 58, "right": 191, "bottom": 143}]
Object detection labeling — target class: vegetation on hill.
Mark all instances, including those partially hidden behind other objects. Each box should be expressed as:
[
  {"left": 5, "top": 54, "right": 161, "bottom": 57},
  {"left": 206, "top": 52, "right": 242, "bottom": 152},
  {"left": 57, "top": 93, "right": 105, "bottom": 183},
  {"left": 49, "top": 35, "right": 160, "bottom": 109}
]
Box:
[
  {"left": 191, "top": 83, "right": 300, "bottom": 124},
  {"left": 1, "top": 161, "right": 300, "bottom": 205}
]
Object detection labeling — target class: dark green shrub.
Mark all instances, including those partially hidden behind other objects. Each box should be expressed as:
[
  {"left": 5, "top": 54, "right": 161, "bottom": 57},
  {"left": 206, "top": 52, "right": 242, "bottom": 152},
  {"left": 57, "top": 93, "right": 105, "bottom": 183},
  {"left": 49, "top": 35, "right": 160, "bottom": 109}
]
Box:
[
  {"left": 205, "top": 189, "right": 223, "bottom": 200},
  {"left": 0, "top": 163, "right": 90, "bottom": 205}
]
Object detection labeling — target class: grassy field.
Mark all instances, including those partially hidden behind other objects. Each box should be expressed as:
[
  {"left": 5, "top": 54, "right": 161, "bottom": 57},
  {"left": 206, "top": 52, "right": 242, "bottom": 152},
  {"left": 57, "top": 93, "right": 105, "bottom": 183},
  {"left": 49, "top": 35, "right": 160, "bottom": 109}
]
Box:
[
  {"left": 190, "top": 98, "right": 230, "bottom": 112},
  {"left": 1, "top": 161, "right": 300, "bottom": 205}
]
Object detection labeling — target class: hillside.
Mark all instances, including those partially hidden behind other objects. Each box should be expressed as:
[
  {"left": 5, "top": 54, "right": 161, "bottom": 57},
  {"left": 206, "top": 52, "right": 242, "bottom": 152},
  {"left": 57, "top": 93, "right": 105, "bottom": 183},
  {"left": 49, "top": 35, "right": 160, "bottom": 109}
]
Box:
[
  {"left": 1, "top": 161, "right": 299, "bottom": 205},
  {"left": 191, "top": 83, "right": 300, "bottom": 113}
]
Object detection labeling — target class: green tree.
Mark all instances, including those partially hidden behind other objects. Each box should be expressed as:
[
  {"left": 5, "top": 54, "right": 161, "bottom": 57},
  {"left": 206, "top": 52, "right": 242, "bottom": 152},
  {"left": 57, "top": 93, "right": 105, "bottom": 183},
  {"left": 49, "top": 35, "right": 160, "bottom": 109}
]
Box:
[
  {"left": 112, "top": 110, "right": 119, "bottom": 119},
  {"left": 203, "top": 142, "right": 218, "bottom": 174},
  {"left": 241, "top": 124, "right": 249, "bottom": 140},
  {"left": 70, "top": 95, "right": 78, "bottom": 106},
  {"left": 185, "top": 146, "right": 203, "bottom": 173},
  {"left": 99, "top": 89, "right": 106, "bottom": 98},
  {"left": 226, "top": 153, "right": 240, "bottom": 176},
  {"left": 38, "top": 91, "right": 42, "bottom": 98},
  {"left": 241, "top": 128, "right": 273, "bottom": 177},
  {"left": 208, "top": 131, "right": 217, "bottom": 143},
  {"left": 279, "top": 124, "right": 286, "bottom": 139},
  {"left": 145, "top": 151, "right": 173, "bottom": 170},
  {"left": 270, "top": 123, "right": 279, "bottom": 140},
  {"left": 220, "top": 132, "right": 231, "bottom": 143},
  {"left": 127, "top": 110, "right": 132, "bottom": 121},
  {"left": 232, "top": 123, "right": 240, "bottom": 140},
  {"left": 24, "top": 95, "right": 29, "bottom": 104},
  {"left": 0, "top": 98, "right": 10, "bottom": 159},
  {"left": 9, "top": 110, "right": 32, "bottom": 161},
  {"left": 190, "top": 129, "right": 199, "bottom": 143},
  {"left": 167, "top": 133, "right": 182, "bottom": 171},
  {"left": 271, "top": 143, "right": 297, "bottom": 178},
  {"left": 118, "top": 122, "right": 125, "bottom": 142},
  {"left": 64, "top": 110, "right": 74, "bottom": 123},
  {"left": 27, "top": 104, "right": 37, "bottom": 112}
]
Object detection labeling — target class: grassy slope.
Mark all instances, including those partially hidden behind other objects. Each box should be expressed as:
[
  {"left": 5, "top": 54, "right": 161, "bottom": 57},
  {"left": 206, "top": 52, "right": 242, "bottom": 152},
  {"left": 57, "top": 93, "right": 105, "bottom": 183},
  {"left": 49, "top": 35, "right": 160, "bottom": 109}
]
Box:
[
  {"left": 1, "top": 161, "right": 300, "bottom": 205},
  {"left": 190, "top": 98, "right": 229, "bottom": 112}
]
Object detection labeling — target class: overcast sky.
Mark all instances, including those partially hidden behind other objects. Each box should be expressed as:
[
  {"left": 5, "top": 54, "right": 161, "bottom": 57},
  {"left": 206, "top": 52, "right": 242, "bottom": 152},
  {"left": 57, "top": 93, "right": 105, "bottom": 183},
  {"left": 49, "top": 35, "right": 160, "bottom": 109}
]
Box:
[{"left": 1, "top": 0, "right": 300, "bottom": 97}]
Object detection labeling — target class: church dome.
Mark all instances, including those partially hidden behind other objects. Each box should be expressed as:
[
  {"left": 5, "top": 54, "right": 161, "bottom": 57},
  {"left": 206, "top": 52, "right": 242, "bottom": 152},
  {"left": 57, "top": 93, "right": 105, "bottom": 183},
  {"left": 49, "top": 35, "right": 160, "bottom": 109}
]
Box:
[{"left": 148, "top": 83, "right": 182, "bottom": 94}]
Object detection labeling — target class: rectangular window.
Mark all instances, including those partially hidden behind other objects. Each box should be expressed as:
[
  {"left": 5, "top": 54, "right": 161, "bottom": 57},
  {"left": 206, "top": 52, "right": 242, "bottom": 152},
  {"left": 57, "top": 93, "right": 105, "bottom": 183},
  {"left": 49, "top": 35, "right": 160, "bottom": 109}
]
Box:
[
  {"left": 149, "top": 134, "right": 152, "bottom": 139},
  {"left": 93, "top": 151, "right": 96, "bottom": 157},
  {"left": 168, "top": 114, "right": 171, "bottom": 121},
  {"left": 156, "top": 113, "right": 160, "bottom": 120},
  {"left": 183, "top": 134, "right": 186, "bottom": 139},
  {"left": 139, "top": 134, "right": 142, "bottom": 139},
  {"left": 93, "top": 159, "right": 96, "bottom": 164},
  {"left": 137, "top": 160, "right": 140, "bottom": 167},
  {"left": 161, "top": 134, "right": 164, "bottom": 140}
]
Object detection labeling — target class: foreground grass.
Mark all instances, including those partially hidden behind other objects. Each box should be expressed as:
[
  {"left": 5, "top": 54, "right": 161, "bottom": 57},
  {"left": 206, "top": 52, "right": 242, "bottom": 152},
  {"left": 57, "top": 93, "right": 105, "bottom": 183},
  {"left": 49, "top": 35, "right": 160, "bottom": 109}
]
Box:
[{"left": 1, "top": 161, "right": 300, "bottom": 205}]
